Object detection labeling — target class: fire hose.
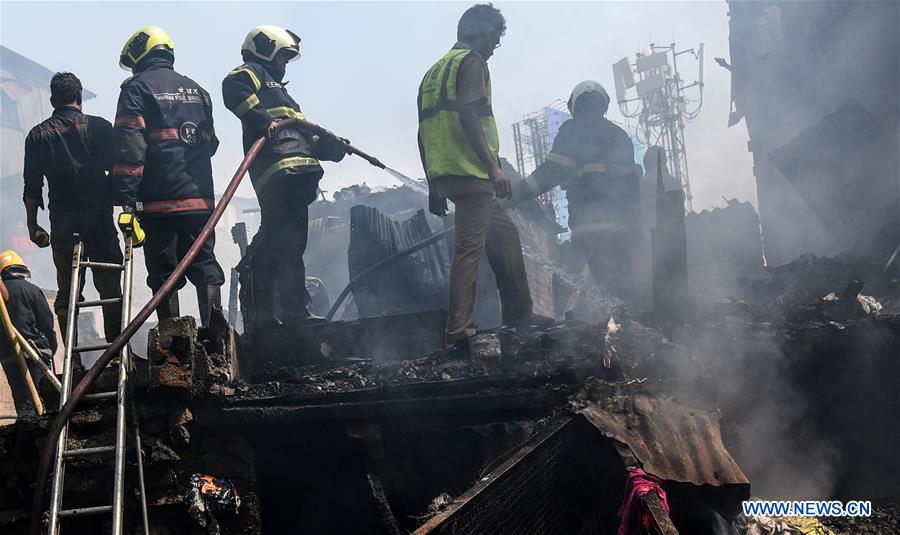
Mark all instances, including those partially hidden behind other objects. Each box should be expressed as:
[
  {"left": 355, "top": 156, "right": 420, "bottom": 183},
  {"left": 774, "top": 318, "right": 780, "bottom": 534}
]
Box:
[{"left": 30, "top": 118, "right": 387, "bottom": 534}]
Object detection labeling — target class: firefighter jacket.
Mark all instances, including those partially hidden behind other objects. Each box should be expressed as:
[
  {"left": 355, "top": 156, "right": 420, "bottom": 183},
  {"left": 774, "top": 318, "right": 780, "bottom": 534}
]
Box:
[
  {"left": 516, "top": 117, "right": 639, "bottom": 235},
  {"left": 417, "top": 48, "right": 500, "bottom": 181},
  {"left": 222, "top": 60, "right": 345, "bottom": 195},
  {"left": 111, "top": 56, "right": 219, "bottom": 217}
]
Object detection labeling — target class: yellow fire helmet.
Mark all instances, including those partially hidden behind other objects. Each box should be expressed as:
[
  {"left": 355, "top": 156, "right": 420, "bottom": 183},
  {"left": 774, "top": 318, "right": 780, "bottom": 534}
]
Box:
[
  {"left": 0, "top": 250, "right": 26, "bottom": 273},
  {"left": 120, "top": 26, "right": 174, "bottom": 71},
  {"left": 242, "top": 25, "right": 301, "bottom": 63}
]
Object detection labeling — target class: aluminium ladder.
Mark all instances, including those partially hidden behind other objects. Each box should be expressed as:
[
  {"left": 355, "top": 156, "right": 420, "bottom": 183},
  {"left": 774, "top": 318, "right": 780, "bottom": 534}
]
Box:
[{"left": 46, "top": 235, "right": 149, "bottom": 535}]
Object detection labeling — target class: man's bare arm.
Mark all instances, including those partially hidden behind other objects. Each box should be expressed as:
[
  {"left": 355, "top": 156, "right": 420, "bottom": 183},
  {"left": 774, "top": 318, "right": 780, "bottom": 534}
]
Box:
[
  {"left": 459, "top": 102, "right": 510, "bottom": 197},
  {"left": 24, "top": 197, "right": 49, "bottom": 248}
]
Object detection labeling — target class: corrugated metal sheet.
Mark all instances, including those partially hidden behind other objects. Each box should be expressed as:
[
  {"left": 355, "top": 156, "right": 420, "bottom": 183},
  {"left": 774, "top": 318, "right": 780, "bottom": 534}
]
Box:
[
  {"left": 0, "top": 46, "right": 96, "bottom": 101},
  {"left": 348, "top": 205, "right": 449, "bottom": 317},
  {"left": 573, "top": 383, "right": 749, "bottom": 487}
]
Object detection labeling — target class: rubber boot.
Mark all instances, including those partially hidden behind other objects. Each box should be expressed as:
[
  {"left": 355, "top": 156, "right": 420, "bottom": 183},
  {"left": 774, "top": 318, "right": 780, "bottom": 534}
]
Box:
[
  {"left": 197, "top": 285, "right": 223, "bottom": 327},
  {"left": 251, "top": 274, "right": 283, "bottom": 331},
  {"left": 280, "top": 267, "right": 326, "bottom": 324},
  {"left": 157, "top": 292, "right": 180, "bottom": 322}
]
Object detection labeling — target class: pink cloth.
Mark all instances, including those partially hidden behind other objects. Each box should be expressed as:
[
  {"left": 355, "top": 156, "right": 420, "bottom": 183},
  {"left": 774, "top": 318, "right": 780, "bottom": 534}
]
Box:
[{"left": 616, "top": 467, "right": 670, "bottom": 535}]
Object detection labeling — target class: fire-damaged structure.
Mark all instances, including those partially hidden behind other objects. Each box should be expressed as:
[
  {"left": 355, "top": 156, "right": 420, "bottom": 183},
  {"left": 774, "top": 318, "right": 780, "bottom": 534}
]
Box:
[
  {"left": 725, "top": 0, "right": 900, "bottom": 266},
  {"left": 0, "top": 314, "right": 752, "bottom": 534},
  {"left": 2, "top": 288, "right": 898, "bottom": 534}
]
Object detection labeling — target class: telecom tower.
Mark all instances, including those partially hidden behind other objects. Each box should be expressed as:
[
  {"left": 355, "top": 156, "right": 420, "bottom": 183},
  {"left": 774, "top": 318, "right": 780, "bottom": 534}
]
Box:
[{"left": 612, "top": 42, "right": 704, "bottom": 210}]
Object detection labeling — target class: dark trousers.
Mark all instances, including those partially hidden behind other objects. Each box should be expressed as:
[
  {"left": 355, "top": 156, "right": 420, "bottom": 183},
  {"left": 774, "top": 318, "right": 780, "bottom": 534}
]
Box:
[
  {"left": 52, "top": 236, "right": 123, "bottom": 342},
  {"left": 574, "top": 229, "right": 635, "bottom": 302},
  {"left": 250, "top": 175, "right": 318, "bottom": 315},
  {"left": 141, "top": 214, "right": 225, "bottom": 293},
  {"left": 446, "top": 192, "right": 533, "bottom": 344}
]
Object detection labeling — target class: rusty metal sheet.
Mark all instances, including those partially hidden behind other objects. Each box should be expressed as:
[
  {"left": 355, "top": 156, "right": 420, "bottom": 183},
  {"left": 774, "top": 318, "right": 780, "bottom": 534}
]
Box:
[{"left": 573, "top": 384, "right": 749, "bottom": 487}]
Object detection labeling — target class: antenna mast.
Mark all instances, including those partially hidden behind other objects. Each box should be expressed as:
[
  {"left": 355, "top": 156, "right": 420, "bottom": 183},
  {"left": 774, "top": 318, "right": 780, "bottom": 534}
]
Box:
[{"left": 612, "top": 42, "right": 704, "bottom": 210}]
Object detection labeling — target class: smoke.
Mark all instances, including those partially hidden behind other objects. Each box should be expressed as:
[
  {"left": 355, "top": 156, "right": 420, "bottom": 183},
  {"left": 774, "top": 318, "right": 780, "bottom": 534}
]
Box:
[{"left": 687, "top": 319, "right": 841, "bottom": 500}]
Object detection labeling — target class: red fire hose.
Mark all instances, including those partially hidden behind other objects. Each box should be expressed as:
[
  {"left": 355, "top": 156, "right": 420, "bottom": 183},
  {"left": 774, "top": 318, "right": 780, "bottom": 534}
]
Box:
[{"left": 29, "top": 117, "right": 356, "bottom": 533}]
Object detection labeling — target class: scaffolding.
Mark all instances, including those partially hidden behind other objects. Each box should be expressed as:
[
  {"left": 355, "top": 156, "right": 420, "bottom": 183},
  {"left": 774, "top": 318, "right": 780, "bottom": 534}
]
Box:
[{"left": 512, "top": 100, "right": 570, "bottom": 227}]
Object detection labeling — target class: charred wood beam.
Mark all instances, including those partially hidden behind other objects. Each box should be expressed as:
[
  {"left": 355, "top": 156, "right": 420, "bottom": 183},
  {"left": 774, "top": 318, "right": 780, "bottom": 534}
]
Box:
[
  {"left": 642, "top": 492, "right": 680, "bottom": 535},
  {"left": 223, "top": 375, "right": 567, "bottom": 408},
  {"left": 210, "top": 389, "right": 564, "bottom": 427}
]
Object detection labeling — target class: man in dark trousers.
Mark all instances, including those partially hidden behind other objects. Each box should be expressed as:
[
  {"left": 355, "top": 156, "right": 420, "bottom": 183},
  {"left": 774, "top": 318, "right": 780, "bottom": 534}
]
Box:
[
  {"left": 23, "top": 72, "right": 122, "bottom": 344},
  {"left": 0, "top": 250, "right": 57, "bottom": 413},
  {"left": 113, "top": 26, "right": 224, "bottom": 325},
  {"left": 222, "top": 25, "right": 347, "bottom": 330},
  {"left": 511, "top": 81, "right": 640, "bottom": 302},
  {"left": 418, "top": 4, "right": 540, "bottom": 356}
]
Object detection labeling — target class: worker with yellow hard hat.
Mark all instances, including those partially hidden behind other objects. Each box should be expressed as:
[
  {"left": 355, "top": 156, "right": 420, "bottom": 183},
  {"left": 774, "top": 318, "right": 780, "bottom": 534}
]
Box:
[
  {"left": 0, "top": 251, "right": 57, "bottom": 414},
  {"left": 111, "top": 26, "right": 225, "bottom": 326}
]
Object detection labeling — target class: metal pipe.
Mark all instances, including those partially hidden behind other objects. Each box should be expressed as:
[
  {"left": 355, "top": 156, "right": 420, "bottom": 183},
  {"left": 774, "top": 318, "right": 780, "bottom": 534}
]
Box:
[
  {"left": 17, "top": 334, "right": 61, "bottom": 392},
  {"left": 47, "top": 240, "right": 83, "bottom": 535},
  {"left": 133, "top": 419, "right": 150, "bottom": 535},
  {"left": 111, "top": 237, "right": 134, "bottom": 534},
  {"left": 326, "top": 226, "right": 454, "bottom": 321}
]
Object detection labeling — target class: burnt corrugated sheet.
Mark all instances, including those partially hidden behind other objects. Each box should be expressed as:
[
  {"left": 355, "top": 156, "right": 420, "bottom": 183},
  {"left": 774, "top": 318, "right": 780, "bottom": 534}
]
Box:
[
  {"left": 573, "top": 386, "right": 749, "bottom": 488},
  {"left": 348, "top": 205, "right": 449, "bottom": 317}
]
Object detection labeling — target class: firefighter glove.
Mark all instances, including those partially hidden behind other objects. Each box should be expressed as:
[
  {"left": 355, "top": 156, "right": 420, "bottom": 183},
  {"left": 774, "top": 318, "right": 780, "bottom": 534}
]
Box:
[{"left": 118, "top": 211, "right": 146, "bottom": 247}]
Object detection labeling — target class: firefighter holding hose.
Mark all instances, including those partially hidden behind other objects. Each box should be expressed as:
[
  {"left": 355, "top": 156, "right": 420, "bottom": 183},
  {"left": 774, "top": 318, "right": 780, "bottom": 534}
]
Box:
[{"left": 222, "top": 26, "right": 348, "bottom": 330}]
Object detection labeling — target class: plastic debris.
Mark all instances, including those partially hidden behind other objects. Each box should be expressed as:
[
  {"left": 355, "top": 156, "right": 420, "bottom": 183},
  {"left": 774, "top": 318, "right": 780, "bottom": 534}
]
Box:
[
  {"left": 857, "top": 294, "right": 883, "bottom": 315},
  {"left": 602, "top": 315, "right": 621, "bottom": 368},
  {"left": 185, "top": 473, "right": 241, "bottom": 534}
]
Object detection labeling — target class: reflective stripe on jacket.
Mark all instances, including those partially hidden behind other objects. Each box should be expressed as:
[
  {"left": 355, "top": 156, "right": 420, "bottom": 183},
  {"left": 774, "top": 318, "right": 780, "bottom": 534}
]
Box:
[
  {"left": 417, "top": 48, "right": 499, "bottom": 181},
  {"left": 141, "top": 197, "right": 214, "bottom": 215},
  {"left": 222, "top": 61, "right": 322, "bottom": 194}
]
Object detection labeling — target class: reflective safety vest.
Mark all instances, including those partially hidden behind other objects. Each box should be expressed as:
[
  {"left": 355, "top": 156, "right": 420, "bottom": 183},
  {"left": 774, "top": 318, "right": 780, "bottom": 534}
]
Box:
[
  {"left": 222, "top": 61, "right": 321, "bottom": 193},
  {"left": 418, "top": 48, "right": 499, "bottom": 181}
]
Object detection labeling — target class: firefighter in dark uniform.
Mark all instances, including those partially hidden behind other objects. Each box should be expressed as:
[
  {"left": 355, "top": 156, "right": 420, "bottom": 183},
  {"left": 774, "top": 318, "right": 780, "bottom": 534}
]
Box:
[
  {"left": 112, "top": 26, "right": 225, "bottom": 325},
  {"left": 222, "top": 26, "right": 346, "bottom": 329},
  {"left": 511, "top": 81, "right": 640, "bottom": 301}
]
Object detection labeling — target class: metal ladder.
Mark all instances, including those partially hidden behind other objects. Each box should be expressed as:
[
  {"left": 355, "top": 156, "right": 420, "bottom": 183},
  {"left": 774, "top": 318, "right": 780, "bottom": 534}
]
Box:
[{"left": 46, "top": 236, "right": 149, "bottom": 535}]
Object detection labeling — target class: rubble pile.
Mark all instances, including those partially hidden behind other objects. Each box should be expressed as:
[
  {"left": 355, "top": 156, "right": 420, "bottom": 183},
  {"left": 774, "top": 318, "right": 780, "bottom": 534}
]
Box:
[
  {"left": 747, "top": 253, "right": 898, "bottom": 321},
  {"left": 0, "top": 251, "right": 897, "bottom": 534}
]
